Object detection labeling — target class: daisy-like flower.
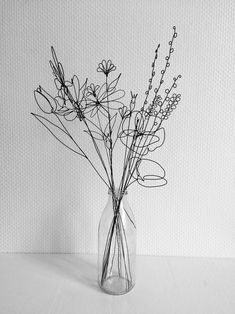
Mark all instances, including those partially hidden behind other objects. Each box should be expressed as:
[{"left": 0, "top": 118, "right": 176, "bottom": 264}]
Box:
[
  {"left": 84, "top": 82, "right": 125, "bottom": 118},
  {"left": 97, "top": 60, "right": 116, "bottom": 76},
  {"left": 86, "top": 83, "right": 100, "bottom": 97}
]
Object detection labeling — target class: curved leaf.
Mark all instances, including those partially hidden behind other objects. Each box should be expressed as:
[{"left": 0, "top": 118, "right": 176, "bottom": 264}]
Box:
[
  {"left": 107, "top": 74, "right": 121, "bottom": 92},
  {"left": 148, "top": 128, "right": 165, "bottom": 151},
  {"left": 134, "top": 158, "right": 167, "bottom": 187},
  {"left": 71, "top": 75, "right": 80, "bottom": 101},
  {"left": 104, "top": 113, "right": 117, "bottom": 135},
  {"left": 84, "top": 130, "right": 104, "bottom": 141},
  {"left": 31, "top": 113, "right": 85, "bottom": 157}
]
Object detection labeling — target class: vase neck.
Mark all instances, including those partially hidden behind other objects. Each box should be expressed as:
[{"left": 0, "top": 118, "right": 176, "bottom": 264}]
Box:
[{"left": 108, "top": 188, "right": 127, "bottom": 200}]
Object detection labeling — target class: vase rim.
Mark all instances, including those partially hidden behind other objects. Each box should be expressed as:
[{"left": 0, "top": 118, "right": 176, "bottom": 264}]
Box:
[{"left": 108, "top": 188, "right": 128, "bottom": 196}]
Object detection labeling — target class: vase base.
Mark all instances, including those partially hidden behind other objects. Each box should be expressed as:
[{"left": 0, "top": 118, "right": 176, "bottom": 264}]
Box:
[{"left": 99, "top": 275, "right": 134, "bottom": 295}]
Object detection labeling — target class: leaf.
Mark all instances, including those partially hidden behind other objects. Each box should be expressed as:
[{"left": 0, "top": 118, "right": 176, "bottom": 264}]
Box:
[
  {"left": 134, "top": 158, "right": 167, "bottom": 188},
  {"left": 84, "top": 130, "right": 104, "bottom": 141},
  {"left": 97, "top": 83, "right": 108, "bottom": 100},
  {"left": 58, "top": 62, "right": 64, "bottom": 79},
  {"left": 51, "top": 46, "right": 59, "bottom": 68},
  {"left": 71, "top": 75, "right": 80, "bottom": 101},
  {"left": 107, "top": 89, "right": 125, "bottom": 105},
  {"left": 49, "top": 60, "right": 58, "bottom": 76},
  {"left": 148, "top": 128, "right": 165, "bottom": 151},
  {"left": 80, "top": 78, "right": 88, "bottom": 92},
  {"left": 104, "top": 113, "right": 117, "bottom": 135},
  {"left": 31, "top": 113, "right": 85, "bottom": 157},
  {"left": 54, "top": 78, "right": 62, "bottom": 90},
  {"left": 64, "top": 111, "right": 78, "bottom": 121},
  {"left": 107, "top": 74, "right": 121, "bottom": 92}
]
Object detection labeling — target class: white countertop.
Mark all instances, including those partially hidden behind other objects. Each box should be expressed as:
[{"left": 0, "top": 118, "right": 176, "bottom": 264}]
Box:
[{"left": 0, "top": 254, "right": 234, "bottom": 314}]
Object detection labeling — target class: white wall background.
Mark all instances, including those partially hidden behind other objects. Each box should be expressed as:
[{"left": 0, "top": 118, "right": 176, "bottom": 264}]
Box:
[{"left": 1, "top": 0, "right": 235, "bottom": 257}]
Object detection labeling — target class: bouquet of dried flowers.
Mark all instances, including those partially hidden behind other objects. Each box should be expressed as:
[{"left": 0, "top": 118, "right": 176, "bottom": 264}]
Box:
[
  {"left": 32, "top": 26, "right": 181, "bottom": 193},
  {"left": 32, "top": 26, "right": 181, "bottom": 293}
]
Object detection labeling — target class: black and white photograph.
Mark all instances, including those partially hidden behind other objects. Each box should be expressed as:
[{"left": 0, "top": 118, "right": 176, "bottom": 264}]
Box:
[{"left": 0, "top": 0, "right": 235, "bottom": 313}]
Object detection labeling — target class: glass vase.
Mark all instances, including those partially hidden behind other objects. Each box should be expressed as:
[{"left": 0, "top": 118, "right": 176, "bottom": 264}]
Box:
[{"left": 98, "top": 189, "right": 136, "bottom": 295}]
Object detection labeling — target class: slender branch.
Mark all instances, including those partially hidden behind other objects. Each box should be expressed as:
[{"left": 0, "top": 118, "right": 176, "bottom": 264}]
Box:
[
  {"left": 83, "top": 118, "right": 112, "bottom": 187},
  {"left": 105, "top": 75, "right": 115, "bottom": 192}
]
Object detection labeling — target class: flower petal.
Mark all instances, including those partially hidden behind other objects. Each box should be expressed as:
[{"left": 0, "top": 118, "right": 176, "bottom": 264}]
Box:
[
  {"left": 34, "top": 87, "right": 56, "bottom": 114},
  {"left": 55, "top": 96, "right": 65, "bottom": 108},
  {"left": 64, "top": 110, "right": 77, "bottom": 121},
  {"left": 54, "top": 78, "right": 62, "bottom": 90},
  {"left": 107, "top": 89, "right": 125, "bottom": 102},
  {"left": 71, "top": 75, "right": 80, "bottom": 101}
]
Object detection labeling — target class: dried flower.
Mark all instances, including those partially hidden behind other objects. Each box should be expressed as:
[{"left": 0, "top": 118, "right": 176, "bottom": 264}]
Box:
[
  {"left": 86, "top": 83, "right": 100, "bottom": 97},
  {"left": 84, "top": 83, "right": 125, "bottom": 117},
  {"left": 97, "top": 60, "right": 116, "bottom": 76}
]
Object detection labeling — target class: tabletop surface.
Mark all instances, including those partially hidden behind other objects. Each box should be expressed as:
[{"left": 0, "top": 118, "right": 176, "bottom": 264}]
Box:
[{"left": 0, "top": 253, "right": 234, "bottom": 314}]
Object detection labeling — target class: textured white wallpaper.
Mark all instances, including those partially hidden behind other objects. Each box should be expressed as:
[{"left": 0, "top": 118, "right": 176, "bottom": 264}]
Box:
[{"left": 0, "top": 0, "right": 235, "bottom": 257}]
